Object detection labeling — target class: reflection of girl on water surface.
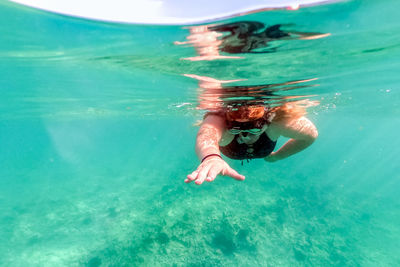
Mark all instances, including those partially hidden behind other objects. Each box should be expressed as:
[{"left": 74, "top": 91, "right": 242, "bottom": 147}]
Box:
[
  {"left": 185, "top": 75, "right": 319, "bottom": 185},
  {"left": 175, "top": 21, "right": 330, "bottom": 60},
  {"left": 209, "top": 21, "right": 329, "bottom": 54}
]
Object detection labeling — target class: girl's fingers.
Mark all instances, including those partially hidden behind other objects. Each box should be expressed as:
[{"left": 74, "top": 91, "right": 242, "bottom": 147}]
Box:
[
  {"left": 195, "top": 165, "right": 211, "bottom": 185},
  {"left": 223, "top": 167, "right": 245, "bottom": 181},
  {"left": 206, "top": 167, "right": 220, "bottom": 182},
  {"left": 186, "top": 170, "right": 200, "bottom": 183}
]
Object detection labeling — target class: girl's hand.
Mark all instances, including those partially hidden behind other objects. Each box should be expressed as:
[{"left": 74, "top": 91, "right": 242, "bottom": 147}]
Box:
[{"left": 186, "top": 156, "right": 245, "bottom": 185}]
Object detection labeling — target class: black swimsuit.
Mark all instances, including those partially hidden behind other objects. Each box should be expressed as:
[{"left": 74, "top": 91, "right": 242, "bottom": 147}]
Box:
[
  {"left": 220, "top": 132, "right": 276, "bottom": 160},
  {"left": 204, "top": 110, "right": 277, "bottom": 160}
]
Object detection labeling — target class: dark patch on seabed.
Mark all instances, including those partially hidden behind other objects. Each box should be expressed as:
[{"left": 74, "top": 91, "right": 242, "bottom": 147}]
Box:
[{"left": 86, "top": 256, "right": 102, "bottom": 267}]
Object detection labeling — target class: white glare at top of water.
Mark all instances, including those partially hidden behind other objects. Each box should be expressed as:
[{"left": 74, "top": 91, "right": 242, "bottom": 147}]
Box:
[{"left": 10, "top": 0, "right": 342, "bottom": 24}]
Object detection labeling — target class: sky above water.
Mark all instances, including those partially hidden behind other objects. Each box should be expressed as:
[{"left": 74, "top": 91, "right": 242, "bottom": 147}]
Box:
[{"left": 10, "top": 0, "right": 341, "bottom": 24}]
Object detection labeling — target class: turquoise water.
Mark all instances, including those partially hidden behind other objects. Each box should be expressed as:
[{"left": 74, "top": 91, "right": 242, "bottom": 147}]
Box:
[{"left": 1, "top": 0, "right": 400, "bottom": 266}]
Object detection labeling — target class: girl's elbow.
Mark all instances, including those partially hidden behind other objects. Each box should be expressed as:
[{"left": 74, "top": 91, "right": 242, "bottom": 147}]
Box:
[
  {"left": 310, "top": 128, "right": 318, "bottom": 140},
  {"left": 303, "top": 129, "right": 318, "bottom": 144}
]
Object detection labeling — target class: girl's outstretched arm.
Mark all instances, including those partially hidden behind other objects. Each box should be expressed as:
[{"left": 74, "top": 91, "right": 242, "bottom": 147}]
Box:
[{"left": 186, "top": 115, "right": 245, "bottom": 184}]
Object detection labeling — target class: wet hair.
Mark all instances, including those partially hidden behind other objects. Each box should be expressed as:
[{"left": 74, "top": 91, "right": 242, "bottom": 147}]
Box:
[
  {"left": 224, "top": 105, "right": 270, "bottom": 132},
  {"left": 263, "top": 24, "right": 290, "bottom": 39},
  {"left": 225, "top": 105, "right": 265, "bottom": 122},
  {"left": 209, "top": 21, "right": 265, "bottom": 36},
  {"left": 225, "top": 102, "right": 308, "bottom": 124},
  {"left": 269, "top": 102, "right": 308, "bottom": 122}
]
